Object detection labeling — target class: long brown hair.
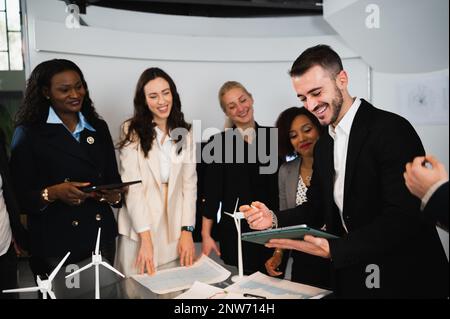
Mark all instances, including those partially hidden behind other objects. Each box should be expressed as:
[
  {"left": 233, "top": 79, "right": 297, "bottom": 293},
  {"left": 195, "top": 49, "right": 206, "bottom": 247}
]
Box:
[{"left": 118, "top": 68, "right": 191, "bottom": 157}]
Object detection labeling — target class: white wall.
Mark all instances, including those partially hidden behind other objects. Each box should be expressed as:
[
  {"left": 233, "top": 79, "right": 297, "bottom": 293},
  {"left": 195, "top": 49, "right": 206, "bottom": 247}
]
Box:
[
  {"left": 372, "top": 70, "right": 449, "bottom": 169},
  {"left": 23, "top": 0, "right": 368, "bottom": 142}
]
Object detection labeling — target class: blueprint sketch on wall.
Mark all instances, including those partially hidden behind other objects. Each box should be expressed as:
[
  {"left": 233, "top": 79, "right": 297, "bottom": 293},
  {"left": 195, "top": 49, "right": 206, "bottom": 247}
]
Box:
[{"left": 397, "top": 73, "right": 449, "bottom": 125}]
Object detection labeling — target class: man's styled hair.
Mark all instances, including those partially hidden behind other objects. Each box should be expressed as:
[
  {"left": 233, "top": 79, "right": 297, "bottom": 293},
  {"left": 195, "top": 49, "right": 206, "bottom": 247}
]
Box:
[{"left": 289, "top": 44, "right": 343, "bottom": 78}]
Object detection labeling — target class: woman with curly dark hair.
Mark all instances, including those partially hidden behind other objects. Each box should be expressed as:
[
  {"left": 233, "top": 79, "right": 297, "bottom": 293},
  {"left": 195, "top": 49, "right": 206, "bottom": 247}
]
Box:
[
  {"left": 264, "top": 106, "right": 331, "bottom": 288},
  {"left": 10, "top": 59, "right": 122, "bottom": 279},
  {"left": 116, "top": 68, "right": 197, "bottom": 276}
]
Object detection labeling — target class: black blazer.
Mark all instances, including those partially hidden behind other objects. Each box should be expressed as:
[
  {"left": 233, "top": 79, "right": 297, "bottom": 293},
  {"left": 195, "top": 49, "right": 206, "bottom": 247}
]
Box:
[
  {"left": 10, "top": 119, "right": 121, "bottom": 263},
  {"left": 278, "top": 100, "right": 448, "bottom": 298},
  {"left": 203, "top": 124, "right": 279, "bottom": 273},
  {"left": 0, "top": 130, "right": 28, "bottom": 250},
  {"left": 424, "top": 181, "right": 448, "bottom": 231}
]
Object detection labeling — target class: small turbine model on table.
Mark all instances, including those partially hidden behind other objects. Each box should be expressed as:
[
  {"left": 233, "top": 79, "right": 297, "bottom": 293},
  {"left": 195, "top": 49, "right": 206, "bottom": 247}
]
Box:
[
  {"left": 65, "top": 228, "right": 125, "bottom": 299},
  {"left": 2, "top": 252, "right": 71, "bottom": 299}
]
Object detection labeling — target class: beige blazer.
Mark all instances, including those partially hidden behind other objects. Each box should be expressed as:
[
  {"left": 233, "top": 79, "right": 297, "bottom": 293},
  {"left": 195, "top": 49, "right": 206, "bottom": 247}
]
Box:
[{"left": 117, "top": 123, "right": 197, "bottom": 243}]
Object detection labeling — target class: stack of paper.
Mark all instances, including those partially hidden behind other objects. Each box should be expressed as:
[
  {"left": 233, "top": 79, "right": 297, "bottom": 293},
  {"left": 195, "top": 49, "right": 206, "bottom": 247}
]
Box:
[
  {"left": 225, "top": 272, "right": 332, "bottom": 299},
  {"left": 175, "top": 272, "right": 332, "bottom": 299}
]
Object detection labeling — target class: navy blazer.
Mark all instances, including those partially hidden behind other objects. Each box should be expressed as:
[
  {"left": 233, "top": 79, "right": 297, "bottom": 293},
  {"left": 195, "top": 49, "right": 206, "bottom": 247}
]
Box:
[
  {"left": 10, "top": 119, "right": 121, "bottom": 262},
  {"left": 0, "top": 129, "right": 28, "bottom": 250},
  {"left": 277, "top": 100, "right": 448, "bottom": 298}
]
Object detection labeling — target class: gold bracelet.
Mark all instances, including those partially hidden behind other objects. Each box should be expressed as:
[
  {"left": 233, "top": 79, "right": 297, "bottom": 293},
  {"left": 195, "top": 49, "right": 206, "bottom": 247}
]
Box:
[{"left": 41, "top": 188, "right": 55, "bottom": 203}]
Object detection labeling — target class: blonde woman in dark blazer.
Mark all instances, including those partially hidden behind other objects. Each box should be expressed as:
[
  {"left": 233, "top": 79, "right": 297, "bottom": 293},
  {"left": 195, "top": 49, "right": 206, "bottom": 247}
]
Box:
[{"left": 266, "top": 107, "right": 331, "bottom": 288}]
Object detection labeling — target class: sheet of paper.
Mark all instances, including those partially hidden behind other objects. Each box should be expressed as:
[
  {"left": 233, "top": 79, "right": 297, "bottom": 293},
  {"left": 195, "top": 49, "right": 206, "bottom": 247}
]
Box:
[
  {"left": 174, "top": 281, "right": 223, "bottom": 299},
  {"left": 175, "top": 282, "right": 262, "bottom": 299},
  {"left": 131, "top": 255, "right": 231, "bottom": 294},
  {"left": 225, "top": 272, "right": 332, "bottom": 299}
]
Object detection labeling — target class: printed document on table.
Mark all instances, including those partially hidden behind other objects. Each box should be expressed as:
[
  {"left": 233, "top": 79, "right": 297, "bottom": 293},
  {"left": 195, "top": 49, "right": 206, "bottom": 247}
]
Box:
[
  {"left": 174, "top": 281, "right": 222, "bottom": 299},
  {"left": 175, "top": 282, "right": 249, "bottom": 299},
  {"left": 131, "top": 255, "right": 231, "bottom": 294},
  {"left": 226, "top": 272, "right": 332, "bottom": 299}
]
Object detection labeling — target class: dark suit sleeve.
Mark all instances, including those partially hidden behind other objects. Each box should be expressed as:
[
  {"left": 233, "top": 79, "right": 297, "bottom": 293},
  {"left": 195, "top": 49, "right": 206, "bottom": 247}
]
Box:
[
  {"left": 276, "top": 142, "right": 328, "bottom": 229},
  {"left": 424, "top": 182, "right": 449, "bottom": 230},
  {"left": 202, "top": 136, "right": 223, "bottom": 221},
  {"left": 329, "top": 116, "right": 427, "bottom": 268},
  {"left": 98, "top": 120, "right": 123, "bottom": 207},
  {"left": 10, "top": 125, "right": 46, "bottom": 214},
  {"left": 275, "top": 203, "right": 311, "bottom": 227}
]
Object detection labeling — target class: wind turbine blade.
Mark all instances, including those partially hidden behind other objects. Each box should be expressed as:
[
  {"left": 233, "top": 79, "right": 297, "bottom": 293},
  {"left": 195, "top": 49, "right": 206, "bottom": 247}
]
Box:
[
  {"left": 223, "top": 211, "right": 234, "bottom": 218},
  {"left": 3, "top": 286, "right": 40, "bottom": 293},
  {"left": 65, "top": 263, "right": 94, "bottom": 278},
  {"left": 48, "top": 290, "right": 56, "bottom": 299},
  {"left": 101, "top": 262, "right": 125, "bottom": 278},
  {"left": 48, "top": 252, "right": 71, "bottom": 282},
  {"left": 95, "top": 228, "right": 101, "bottom": 255},
  {"left": 233, "top": 197, "right": 239, "bottom": 214}
]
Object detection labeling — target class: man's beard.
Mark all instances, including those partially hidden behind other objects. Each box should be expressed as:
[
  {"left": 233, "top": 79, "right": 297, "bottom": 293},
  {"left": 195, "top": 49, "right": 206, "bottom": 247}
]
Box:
[{"left": 329, "top": 85, "right": 344, "bottom": 125}]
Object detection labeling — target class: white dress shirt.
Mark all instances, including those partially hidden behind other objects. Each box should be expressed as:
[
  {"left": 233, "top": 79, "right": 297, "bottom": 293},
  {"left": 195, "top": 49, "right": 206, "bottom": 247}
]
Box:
[
  {"left": 0, "top": 175, "right": 12, "bottom": 256},
  {"left": 155, "top": 126, "right": 173, "bottom": 184},
  {"left": 329, "top": 97, "right": 361, "bottom": 232}
]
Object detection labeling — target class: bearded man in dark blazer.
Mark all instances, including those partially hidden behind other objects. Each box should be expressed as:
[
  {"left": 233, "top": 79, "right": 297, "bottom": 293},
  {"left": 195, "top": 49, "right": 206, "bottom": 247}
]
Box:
[{"left": 241, "top": 45, "right": 448, "bottom": 298}]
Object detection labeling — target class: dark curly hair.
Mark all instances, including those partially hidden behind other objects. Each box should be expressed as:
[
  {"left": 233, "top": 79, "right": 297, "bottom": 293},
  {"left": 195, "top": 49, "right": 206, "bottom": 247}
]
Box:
[
  {"left": 15, "top": 59, "right": 101, "bottom": 127},
  {"left": 275, "top": 106, "right": 324, "bottom": 160},
  {"left": 118, "top": 67, "right": 191, "bottom": 157}
]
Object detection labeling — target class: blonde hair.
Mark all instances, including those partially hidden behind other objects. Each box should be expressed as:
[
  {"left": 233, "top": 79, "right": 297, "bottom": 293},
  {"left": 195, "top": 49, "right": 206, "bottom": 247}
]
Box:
[{"left": 218, "top": 81, "right": 252, "bottom": 112}]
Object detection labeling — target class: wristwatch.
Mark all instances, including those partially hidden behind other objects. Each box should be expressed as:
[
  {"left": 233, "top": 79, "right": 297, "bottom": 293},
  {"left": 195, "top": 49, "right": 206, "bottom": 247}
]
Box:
[{"left": 181, "top": 226, "right": 195, "bottom": 232}]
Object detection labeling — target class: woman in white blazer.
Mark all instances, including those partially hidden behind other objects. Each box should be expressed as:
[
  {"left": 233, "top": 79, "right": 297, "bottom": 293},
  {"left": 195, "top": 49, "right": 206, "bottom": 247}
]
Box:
[{"left": 116, "top": 68, "right": 197, "bottom": 276}]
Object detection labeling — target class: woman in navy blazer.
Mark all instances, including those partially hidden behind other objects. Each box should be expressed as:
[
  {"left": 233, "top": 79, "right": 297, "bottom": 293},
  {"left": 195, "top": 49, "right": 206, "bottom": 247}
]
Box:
[{"left": 10, "top": 59, "right": 122, "bottom": 278}]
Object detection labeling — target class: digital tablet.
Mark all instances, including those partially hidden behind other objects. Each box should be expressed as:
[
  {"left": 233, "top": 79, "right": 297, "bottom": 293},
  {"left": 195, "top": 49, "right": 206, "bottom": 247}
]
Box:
[
  {"left": 241, "top": 224, "right": 339, "bottom": 245},
  {"left": 79, "top": 180, "right": 142, "bottom": 192}
]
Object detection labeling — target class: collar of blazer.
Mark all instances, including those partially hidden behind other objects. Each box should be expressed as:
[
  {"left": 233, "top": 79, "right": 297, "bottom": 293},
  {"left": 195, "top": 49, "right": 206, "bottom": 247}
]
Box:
[
  {"left": 39, "top": 123, "right": 99, "bottom": 168},
  {"left": 342, "top": 99, "right": 372, "bottom": 207},
  {"left": 144, "top": 137, "right": 184, "bottom": 193}
]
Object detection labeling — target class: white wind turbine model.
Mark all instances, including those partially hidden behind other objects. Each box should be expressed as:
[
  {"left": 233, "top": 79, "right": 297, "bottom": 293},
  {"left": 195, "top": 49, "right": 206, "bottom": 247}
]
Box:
[
  {"left": 65, "top": 228, "right": 124, "bottom": 299},
  {"left": 2, "top": 251, "right": 71, "bottom": 299},
  {"left": 224, "top": 197, "right": 247, "bottom": 283}
]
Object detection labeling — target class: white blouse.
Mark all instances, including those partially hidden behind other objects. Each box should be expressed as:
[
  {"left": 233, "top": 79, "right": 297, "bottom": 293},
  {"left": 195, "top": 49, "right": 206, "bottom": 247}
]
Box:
[
  {"left": 295, "top": 175, "right": 309, "bottom": 206},
  {"left": 155, "top": 126, "right": 173, "bottom": 184},
  {"left": 0, "top": 175, "right": 12, "bottom": 256}
]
